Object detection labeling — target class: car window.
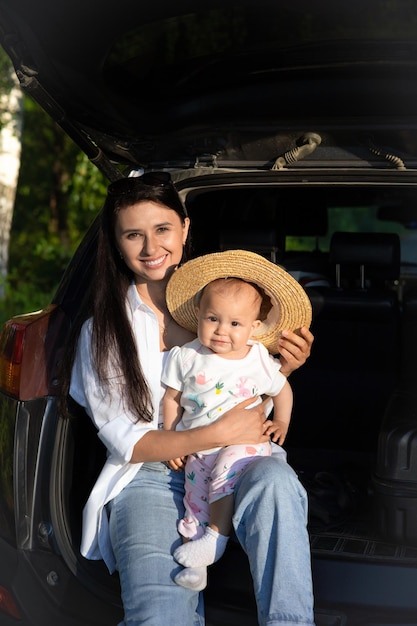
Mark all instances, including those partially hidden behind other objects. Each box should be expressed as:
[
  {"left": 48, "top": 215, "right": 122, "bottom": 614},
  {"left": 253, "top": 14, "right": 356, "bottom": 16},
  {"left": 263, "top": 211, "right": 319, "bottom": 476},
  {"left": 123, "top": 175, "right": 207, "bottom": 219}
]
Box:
[{"left": 286, "top": 204, "right": 417, "bottom": 270}]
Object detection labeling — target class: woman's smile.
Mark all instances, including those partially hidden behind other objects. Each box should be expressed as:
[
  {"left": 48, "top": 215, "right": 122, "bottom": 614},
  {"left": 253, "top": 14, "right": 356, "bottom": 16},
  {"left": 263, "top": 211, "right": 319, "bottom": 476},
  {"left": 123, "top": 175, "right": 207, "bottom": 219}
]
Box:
[{"left": 141, "top": 254, "right": 168, "bottom": 269}]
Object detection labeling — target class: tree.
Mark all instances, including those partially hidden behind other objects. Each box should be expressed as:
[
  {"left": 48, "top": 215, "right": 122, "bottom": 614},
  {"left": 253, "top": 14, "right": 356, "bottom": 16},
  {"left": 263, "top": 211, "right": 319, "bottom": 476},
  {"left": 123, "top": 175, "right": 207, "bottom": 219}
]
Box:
[
  {"left": 0, "top": 51, "right": 107, "bottom": 325},
  {"left": 4, "top": 99, "right": 107, "bottom": 321},
  {"left": 0, "top": 50, "right": 23, "bottom": 298}
]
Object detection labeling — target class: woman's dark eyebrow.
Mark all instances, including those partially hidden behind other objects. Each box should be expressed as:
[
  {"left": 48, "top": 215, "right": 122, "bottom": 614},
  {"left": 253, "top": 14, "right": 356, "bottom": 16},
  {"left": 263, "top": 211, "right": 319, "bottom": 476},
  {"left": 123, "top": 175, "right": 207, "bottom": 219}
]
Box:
[{"left": 120, "top": 221, "right": 173, "bottom": 235}]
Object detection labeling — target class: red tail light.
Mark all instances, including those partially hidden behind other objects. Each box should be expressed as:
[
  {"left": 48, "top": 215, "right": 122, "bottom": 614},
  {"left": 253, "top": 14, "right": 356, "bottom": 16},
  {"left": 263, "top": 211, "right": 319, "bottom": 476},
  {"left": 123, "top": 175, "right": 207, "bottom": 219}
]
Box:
[
  {"left": 0, "top": 584, "right": 22, "bottom": 619},
  {"left": 0, "top": 321, "right": 26, "bottom": 398},
  {"left": 0, "top": 305, "right": 66, "bottom": 400}
]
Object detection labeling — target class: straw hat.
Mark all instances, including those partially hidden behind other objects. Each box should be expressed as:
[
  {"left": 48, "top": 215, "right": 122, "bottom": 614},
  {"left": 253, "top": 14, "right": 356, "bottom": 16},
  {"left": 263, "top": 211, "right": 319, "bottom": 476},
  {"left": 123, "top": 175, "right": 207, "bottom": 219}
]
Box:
[{"left": 166, "top": 249, "right": 312, "bottom": 354}]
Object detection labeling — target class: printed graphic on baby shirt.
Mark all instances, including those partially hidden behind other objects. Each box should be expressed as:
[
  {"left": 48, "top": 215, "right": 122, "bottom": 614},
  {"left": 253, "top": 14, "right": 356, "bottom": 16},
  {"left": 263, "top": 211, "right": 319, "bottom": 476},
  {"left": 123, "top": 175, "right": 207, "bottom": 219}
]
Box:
[
  {"left": 194, "top": 370, "right": 212, "bottom": 385},
  {"left": 215, "top": 381, "right": 224, "bottom": 394},
  {"left": 182, "top": 361, "right": 261, "bottom": 422},
  {"left": 183, "top": 393, "right": 207, "bottom": 414},
  {"left": 229, "top": 376, "right": 259, "bottom": 399}
]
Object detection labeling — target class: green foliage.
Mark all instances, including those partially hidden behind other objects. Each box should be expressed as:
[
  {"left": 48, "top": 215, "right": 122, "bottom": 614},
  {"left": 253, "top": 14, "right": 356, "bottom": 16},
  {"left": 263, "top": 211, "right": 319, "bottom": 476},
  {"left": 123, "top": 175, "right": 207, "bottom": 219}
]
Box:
[
  {"left": 0, "top": 276, "right": 55, "bottom": 327},
  {"left": 0, "top": 46, "right": 15, "bottom": 99},
  {"left": 1, "top": 92, "right": 107, "bottom": 325},
  {"left": 68, "top": 151, "right": 108, "bottom": 240}
]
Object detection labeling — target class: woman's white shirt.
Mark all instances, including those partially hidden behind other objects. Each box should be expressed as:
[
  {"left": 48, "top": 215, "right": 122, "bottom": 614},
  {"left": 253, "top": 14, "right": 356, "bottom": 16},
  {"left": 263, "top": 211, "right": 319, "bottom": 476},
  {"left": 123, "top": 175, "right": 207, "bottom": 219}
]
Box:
[{"left": 69, "top": 283, "right": 166, "bottom": 572}]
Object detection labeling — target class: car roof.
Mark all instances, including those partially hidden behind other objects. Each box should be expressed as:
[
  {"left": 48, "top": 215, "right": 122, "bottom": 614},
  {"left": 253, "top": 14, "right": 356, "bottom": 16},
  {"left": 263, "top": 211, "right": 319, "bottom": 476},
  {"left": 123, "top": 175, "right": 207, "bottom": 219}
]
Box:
[{"left": 1, "top": 0, "right": 417, "bottom": 174}]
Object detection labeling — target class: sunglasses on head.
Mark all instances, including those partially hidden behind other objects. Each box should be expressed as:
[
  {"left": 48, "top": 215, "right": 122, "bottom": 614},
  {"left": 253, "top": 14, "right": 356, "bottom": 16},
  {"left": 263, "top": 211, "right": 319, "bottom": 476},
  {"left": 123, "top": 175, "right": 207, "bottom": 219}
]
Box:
[{"left": 107, "top": 171, "right": 172, "bottom": 196}]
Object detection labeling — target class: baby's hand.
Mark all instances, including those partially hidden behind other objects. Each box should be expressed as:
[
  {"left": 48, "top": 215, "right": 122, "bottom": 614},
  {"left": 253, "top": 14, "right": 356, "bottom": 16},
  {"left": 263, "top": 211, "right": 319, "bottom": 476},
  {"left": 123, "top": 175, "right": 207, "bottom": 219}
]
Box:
[
  {"left": 264, "top": 419, "right": 289, "bottom": 446},
  {"left": 166, "top": 456, "right": 187, "bottom": 472}
]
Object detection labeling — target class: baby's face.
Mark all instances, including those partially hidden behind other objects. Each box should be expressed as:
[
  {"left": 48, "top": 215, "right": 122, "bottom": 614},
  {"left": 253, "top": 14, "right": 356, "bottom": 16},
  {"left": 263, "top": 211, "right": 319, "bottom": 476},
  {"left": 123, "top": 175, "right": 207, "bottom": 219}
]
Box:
[{"left": 196, "top": 281, "right": 261, "bottom": 359}]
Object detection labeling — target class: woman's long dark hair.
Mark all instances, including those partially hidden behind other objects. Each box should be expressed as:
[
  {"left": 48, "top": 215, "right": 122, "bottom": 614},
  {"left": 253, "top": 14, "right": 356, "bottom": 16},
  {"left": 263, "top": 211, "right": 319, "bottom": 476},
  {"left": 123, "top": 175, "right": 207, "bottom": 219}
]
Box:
[{"left": 60, "top": 173, "right": 190, "bottom": 422}]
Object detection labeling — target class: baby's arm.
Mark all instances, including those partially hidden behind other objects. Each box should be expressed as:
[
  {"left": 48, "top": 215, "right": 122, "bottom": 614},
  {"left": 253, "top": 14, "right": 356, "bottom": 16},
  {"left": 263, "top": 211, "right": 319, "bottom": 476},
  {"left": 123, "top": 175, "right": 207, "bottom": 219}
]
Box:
[
  {"left": 163, "top": 386, "right": 187, "bottom": 470},
  {"left": 263, "top": 380, "right": 293, "bottom": 445},
  {"left": 163, "top": 386, "right": 183, "bottom": 431}
]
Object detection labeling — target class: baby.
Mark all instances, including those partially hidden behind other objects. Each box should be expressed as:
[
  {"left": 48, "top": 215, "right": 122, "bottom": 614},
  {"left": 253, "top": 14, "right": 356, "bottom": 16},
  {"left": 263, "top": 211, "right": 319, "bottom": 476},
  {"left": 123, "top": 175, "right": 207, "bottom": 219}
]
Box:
[{"left": 163, "top": 277, "right": 292, "bottom": 591}]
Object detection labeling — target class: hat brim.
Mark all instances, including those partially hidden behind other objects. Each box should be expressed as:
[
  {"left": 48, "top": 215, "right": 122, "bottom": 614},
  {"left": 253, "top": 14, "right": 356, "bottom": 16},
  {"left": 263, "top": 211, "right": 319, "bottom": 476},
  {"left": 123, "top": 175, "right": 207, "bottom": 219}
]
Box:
[{"left": 166, "top": 249, "right": 312, "bottom": 354}]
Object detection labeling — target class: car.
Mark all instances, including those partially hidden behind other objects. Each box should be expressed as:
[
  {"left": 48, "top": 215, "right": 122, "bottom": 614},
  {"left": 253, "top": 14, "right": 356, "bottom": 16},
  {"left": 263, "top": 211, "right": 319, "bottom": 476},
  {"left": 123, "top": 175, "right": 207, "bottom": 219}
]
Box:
[{"left": 1, "top": 0, "right": 417, "bottom": 624}]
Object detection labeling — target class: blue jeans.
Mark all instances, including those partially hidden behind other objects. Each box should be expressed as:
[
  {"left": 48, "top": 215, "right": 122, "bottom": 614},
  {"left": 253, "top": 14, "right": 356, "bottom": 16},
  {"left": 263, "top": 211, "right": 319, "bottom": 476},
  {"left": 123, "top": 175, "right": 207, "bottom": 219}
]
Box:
[{"left": 108, "top": 457, "right": 315, "bottom": 626}]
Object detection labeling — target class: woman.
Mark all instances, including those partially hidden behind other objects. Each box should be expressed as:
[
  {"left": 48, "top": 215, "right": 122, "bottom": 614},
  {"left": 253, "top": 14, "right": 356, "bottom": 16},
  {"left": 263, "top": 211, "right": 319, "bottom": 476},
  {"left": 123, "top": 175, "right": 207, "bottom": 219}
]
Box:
[{"left": 64, "top": 172, "right": 316, "bottom": 626}]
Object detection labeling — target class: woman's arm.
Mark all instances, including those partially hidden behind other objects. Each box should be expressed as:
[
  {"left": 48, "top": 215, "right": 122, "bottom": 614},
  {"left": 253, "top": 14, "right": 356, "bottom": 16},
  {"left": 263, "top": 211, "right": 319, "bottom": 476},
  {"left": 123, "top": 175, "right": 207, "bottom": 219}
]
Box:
[
  {"left": 277, "top": 326, "right": 314, "bottom": 377},
  {"left": 130, "top": 396, "right": 270, "bottom": 464}
]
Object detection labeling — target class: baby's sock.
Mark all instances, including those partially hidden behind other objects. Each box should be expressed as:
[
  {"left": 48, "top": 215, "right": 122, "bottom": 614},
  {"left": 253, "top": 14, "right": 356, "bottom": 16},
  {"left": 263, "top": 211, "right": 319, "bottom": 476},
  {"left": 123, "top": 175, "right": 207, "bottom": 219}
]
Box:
[
  {"left": 173, "top": 527, "right": 229, "bottom": 568},
  {"left": 174, "top": 566, "right": 207, "bottom": 591}
]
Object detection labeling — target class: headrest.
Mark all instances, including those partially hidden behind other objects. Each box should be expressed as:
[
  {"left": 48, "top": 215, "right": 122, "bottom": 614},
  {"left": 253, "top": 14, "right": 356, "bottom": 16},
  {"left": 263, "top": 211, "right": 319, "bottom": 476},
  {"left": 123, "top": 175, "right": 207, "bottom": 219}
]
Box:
[{"left": 330, "top": 232, "right": 400, "bottom": 285}]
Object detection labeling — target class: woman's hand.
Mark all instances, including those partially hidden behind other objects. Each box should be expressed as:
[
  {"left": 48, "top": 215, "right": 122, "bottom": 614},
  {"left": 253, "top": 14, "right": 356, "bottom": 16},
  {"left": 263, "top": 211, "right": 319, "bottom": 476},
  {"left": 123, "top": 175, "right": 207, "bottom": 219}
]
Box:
[
  {"left": 277, "top": 326, "right": 314, "bottom": 377},
  {"left": 166, "top": 456, "right": 187, "bottom": 472},
  {"left": 214, "top": 397, "right": 271, "bottom": 447}
]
